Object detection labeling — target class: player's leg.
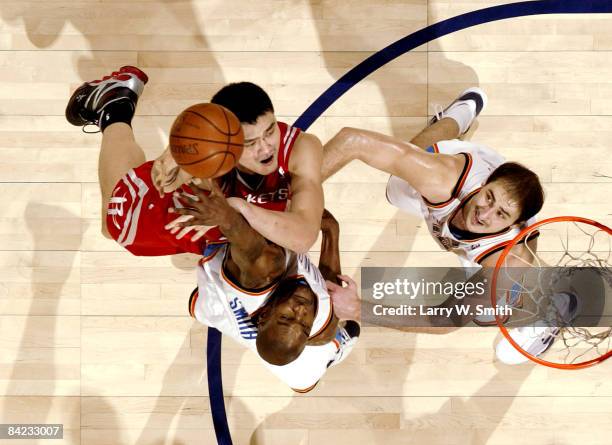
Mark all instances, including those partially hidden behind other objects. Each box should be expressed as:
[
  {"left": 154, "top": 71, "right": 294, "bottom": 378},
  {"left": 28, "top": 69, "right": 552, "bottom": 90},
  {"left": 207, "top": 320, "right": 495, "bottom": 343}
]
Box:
[
  {"left": 410, "top": 117, "right": 460, "bottom": 151},
  {"left": 97, "top": 123, "right": 146, "bottom": 237},
  {"left": 410, "top": 87, "right": 487, "bottom": 150},
  {"left": 65, "top": 66, "right": 148, "bottom": 237}
]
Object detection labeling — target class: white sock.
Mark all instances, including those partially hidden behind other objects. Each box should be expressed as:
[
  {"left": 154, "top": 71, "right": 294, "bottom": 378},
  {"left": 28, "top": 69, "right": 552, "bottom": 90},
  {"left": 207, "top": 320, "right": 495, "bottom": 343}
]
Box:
[{"left": 443, "top": 100, "right": 476, "bottom": 134}]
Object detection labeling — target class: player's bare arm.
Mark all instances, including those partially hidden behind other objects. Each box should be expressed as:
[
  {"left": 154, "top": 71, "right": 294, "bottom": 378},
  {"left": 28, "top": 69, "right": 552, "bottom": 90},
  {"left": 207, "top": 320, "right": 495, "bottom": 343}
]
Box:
[
  {"left": 232, "top": 132, "right": 325, "bottom": 254},
  {"left": 151, "top": 147, "right": 208, "bottom": 197},
  {"left": 322, "top": 127, "right": 466, "bottom": 204},
  {"left": 172, "top": 183, "right": 285, "bottom": 289},
  {"left": 306, "top": 209, "right": 340, "bottom": 346}
]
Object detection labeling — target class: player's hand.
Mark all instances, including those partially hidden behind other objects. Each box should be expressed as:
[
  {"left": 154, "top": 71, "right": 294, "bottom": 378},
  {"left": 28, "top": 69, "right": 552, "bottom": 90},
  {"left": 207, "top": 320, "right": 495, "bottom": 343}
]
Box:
[
  {"left": 169, "top": 180, "right": 237, "bottom": 231},
  {"left": 164, "top": 214, "right": 213, "bottom": 241},
  {"left": 326, "top": 274, "right": 361, "bottom": 321},
  {"left": 151, "top": 147, "right": 195, "bottom": 197}
]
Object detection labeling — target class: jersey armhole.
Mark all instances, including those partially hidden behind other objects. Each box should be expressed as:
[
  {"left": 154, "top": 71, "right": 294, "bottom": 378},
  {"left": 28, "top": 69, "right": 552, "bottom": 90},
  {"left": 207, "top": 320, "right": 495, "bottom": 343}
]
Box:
[
  {"left": 278, "top": 125, "right": 301, "bottom": 173},
  {"left": 423, "top": 152, "right": 473, "bottom": 208}
]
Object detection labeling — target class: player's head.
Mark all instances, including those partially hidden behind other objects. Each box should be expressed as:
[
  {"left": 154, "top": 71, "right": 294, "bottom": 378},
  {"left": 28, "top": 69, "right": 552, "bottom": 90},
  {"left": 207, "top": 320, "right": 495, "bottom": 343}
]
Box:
[
  {"left": 255, "top": 277, "right": 316, "bottom": 366},
  {"left": 463, "top": 162, "right": 544, "bottom": 233},
  {"left": 211, "top": 82, "right": 280, "bottom": 176}
]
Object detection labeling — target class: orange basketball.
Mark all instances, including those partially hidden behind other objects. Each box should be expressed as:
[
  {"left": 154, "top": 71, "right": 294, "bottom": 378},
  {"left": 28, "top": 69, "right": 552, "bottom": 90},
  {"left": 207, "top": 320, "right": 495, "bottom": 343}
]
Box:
[{"left": 169, "top": 103, "right": 244, "bottom": 178}]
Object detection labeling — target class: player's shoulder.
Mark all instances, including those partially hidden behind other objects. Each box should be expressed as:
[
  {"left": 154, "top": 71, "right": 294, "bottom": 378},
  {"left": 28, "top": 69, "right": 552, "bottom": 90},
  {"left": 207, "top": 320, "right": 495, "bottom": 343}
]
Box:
[
  {"left": 294, "top": 131, "right": 322, "bottom": 149},
  {"left": 289, "top": 131, "right": 323, "bottom": 166}
]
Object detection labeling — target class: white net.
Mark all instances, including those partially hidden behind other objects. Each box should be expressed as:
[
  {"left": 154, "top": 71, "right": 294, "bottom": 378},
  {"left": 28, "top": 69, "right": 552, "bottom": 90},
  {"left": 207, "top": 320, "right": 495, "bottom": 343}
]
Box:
[{"left": 494, "top": 219, "right": 612, "bottom": 366}]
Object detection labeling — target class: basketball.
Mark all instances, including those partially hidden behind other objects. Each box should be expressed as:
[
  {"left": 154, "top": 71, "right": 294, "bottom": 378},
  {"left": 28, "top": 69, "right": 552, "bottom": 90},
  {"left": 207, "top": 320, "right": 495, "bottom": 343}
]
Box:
[{"left": 169, "top": 103, "right": 244, "bottom": 178}]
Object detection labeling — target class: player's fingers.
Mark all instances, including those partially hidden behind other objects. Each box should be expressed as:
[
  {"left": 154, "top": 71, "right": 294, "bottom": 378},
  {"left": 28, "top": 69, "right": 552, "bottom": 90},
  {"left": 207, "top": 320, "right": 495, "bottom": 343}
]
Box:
[
  {"left": 175, "top": 226, "right": 194, "bottom": 240},
  {"left": 190, "top": 230, "right": 206, "bottom": 242},
  {"left": 190, "top": 184, "right": 210, "bottom": 202},
  {"left": 210, "top": 179, "right": 223, "bottom": 197},
  {"left": 170, "top": 221, "right": 194, "bottom": 231},
  {"left": 164, "top": 214, "right": 192, "bottom": 229},
  {"left": 337, "top": 274, "right": 357, "bottom": 288},
  {"left": 325, "top": 280, "right": 341, "bottom": 292},
  {"left": 175, "top": 192, "right": 199, "bottom": 205},
  {"left": 170, "top": 207, "right": 201, "bottom": 219},
  {"left": 176, "top": 196, "right": 203, "bottom": 212}
]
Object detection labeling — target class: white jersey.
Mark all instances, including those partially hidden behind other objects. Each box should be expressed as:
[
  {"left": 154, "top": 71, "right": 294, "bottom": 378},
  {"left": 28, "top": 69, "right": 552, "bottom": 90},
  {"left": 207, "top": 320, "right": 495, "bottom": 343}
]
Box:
[
  {"left": 386, "top": 139, "right": 535, "bottom": 270},
  {"left": 189, "top": 242, "right": 338, "bottom": 392}
]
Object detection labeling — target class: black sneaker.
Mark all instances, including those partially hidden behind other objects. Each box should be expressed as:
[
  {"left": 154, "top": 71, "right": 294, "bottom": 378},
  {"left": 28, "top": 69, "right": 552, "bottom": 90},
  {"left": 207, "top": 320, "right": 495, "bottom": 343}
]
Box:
[{"left": 65, "top": 66, "right": 148, "bottom": 130}]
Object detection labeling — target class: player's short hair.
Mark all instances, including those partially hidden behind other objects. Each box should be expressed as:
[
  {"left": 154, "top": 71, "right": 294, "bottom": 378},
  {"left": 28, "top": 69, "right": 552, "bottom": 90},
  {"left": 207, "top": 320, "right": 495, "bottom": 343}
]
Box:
[
  {"left": 256, "top": 330, "right": 303, "bottom": 366},
  {"left": 211, "top": 82, "right": 274, "bottom": 124},
  {"left": 485, "top": 162, "right": 544, "bottom": 223}
]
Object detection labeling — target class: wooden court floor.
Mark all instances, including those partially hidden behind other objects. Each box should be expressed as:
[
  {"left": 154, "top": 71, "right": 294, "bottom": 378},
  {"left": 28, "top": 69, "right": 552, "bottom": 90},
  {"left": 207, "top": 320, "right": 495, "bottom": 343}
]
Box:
[{"left": 1, "top": 1, "right": 611, "bottom": 444}]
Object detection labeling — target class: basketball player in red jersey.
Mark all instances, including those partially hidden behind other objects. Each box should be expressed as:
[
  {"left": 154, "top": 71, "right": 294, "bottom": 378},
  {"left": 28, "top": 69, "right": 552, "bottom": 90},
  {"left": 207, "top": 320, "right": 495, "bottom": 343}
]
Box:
[{"left": 65, "top": 66, "right": 323, "bottom": 255}]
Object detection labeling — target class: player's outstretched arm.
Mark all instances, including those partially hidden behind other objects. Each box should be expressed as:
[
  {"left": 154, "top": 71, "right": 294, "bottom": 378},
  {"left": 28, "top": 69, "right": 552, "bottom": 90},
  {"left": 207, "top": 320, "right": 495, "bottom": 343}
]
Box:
[
  {"left": 306, "top": 209, "right": 340, "bottom": 346},
  {"left": 230, "top": 133, "right": 324, "bottom": 254},
  {"left": 322, "top": 127, "right": 464, "bottom": 204},
  {"left": 317, "top": 209, "right": 342, "bottom": 284},
  {"left": 172, "top": 183, "right": 285, "bottom": 288}
]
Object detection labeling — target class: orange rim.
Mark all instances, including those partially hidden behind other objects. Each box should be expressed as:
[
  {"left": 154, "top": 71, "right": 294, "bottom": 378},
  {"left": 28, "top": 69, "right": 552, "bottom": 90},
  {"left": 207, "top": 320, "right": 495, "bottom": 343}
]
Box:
[{"left": 491, "top": 216, "right": 612, "bottom": 369}]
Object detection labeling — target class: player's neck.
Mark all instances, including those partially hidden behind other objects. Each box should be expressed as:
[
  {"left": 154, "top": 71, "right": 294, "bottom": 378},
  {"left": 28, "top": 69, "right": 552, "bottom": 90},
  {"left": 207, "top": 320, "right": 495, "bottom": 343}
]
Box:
[
  {"left": 236, "top": 167, "right": 264, "bottom": 189},
  {"left": 451, "top": 203, "right": 469, "bottom": 230}
]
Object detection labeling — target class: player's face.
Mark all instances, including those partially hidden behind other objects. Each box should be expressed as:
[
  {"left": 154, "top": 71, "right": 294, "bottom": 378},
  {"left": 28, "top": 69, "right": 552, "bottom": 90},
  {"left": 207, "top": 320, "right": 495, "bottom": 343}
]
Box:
[
  {"left": 463, "top": 181, "right": 522, "bottom": 233},
  {"left": 238, "top": 112, "right": 280, "bottom": 176},
  {"left": 260, "top": 285, "right": 316, "bottom": 348}
]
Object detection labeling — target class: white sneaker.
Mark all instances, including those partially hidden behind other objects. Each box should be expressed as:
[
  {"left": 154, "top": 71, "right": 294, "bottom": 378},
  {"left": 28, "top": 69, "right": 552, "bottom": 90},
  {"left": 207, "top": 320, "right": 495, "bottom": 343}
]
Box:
[
  {"left": 473, "top": 281, "right": 523, "bottom": 326},
  {"left": 327, "top": 320, "right": 360, "bottom": 368},
  {"left": 429, "top": 87, "right": 488, "bottom": 135},
  {"left": 496, "top": 324, "right": 559, "bottom": 365},
  {"left": 495, "top": 292, "right": 579, "bottom": 365}
]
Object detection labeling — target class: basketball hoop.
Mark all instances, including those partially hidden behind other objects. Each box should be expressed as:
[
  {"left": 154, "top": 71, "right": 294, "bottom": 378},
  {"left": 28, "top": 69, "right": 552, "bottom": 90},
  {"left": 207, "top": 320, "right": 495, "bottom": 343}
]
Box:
[{"left": 491, "top": 216, "right": 612, "bottom": 369}]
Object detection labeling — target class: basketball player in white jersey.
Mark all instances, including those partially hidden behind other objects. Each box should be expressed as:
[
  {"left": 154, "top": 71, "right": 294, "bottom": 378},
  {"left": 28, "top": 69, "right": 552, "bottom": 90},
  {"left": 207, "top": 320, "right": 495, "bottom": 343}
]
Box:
[
  {"left": 323, "top": 88, "right": 543, "bottom": 272},
  {"left": 175, "top": 183, "right": 359, "bottom": 391},
  {"left": 321, "top": 88, "right": 573, "bottom": 364}
]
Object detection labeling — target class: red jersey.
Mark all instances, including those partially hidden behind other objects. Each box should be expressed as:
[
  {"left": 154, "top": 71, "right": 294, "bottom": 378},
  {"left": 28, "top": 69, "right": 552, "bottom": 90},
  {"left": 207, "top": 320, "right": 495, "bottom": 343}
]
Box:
[
  {"left": 220, "top": 121, "right": 301, "bottom": 211},
  {"left": 107, "top": 121, "right": 302, "bottom": 257}
]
